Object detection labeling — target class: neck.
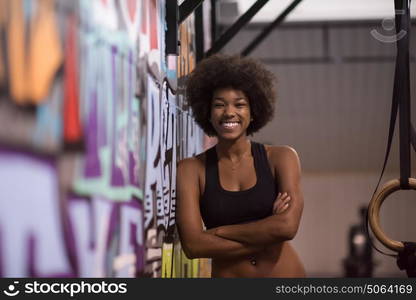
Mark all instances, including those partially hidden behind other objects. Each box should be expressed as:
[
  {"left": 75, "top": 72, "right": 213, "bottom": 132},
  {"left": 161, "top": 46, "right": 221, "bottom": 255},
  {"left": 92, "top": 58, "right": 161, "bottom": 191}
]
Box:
[{"left": 216, "top": 136, "right": 251, "bottom": 160}]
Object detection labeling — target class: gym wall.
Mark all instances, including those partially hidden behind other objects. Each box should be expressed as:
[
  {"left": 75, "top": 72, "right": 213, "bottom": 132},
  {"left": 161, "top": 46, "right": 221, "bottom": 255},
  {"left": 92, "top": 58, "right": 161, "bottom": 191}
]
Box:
[{"left": 0, "top": 0, "right": 210, "bottom": 278}]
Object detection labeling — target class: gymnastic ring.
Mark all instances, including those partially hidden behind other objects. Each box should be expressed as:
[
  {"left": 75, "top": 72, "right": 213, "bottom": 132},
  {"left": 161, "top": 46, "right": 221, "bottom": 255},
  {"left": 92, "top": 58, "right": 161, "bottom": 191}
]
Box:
[{"left": 368, "top": 178, "right": 416, "bottom": 252}]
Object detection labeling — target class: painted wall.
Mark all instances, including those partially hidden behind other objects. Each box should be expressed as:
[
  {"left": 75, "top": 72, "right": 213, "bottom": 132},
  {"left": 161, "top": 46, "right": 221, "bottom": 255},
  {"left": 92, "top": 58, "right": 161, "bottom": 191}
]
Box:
[{"left": 0, "top": 0, "right": 208, "bottom": 277}]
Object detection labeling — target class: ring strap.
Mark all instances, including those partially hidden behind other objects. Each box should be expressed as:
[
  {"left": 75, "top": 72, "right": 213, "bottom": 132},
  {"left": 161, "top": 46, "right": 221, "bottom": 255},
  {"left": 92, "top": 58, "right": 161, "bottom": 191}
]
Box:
[
  {"left": 367, "top": 0, "right": 416, "bottom": 258},
  {"left": 397, "top": 242, "right": 416, "bottom": 277}
]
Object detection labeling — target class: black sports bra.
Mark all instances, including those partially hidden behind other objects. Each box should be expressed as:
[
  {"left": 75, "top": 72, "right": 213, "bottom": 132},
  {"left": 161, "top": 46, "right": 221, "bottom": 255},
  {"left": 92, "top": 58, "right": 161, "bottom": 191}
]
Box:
[{"left": 200, "top": 141, "right": 278, "bottom": 229}]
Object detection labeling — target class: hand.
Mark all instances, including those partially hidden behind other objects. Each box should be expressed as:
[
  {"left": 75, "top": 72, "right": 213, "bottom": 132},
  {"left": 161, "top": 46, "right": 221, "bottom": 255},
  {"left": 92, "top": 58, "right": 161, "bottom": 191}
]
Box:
[{"left": 273, "top": 192, "right": 291, "bottom": 214}]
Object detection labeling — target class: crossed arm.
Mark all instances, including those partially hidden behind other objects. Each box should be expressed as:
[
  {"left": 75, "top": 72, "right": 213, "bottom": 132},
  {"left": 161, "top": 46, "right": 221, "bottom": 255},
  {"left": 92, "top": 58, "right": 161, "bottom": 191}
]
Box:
[{"left": 175, "top": 146, "right": 304, "bottom": 259}]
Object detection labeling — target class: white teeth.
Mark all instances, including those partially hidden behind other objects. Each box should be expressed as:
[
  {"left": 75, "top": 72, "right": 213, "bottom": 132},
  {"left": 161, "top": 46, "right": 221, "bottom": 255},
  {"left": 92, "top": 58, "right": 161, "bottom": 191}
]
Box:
[{"left": 222, "top": 122, "right": 239, "bottom": 128}]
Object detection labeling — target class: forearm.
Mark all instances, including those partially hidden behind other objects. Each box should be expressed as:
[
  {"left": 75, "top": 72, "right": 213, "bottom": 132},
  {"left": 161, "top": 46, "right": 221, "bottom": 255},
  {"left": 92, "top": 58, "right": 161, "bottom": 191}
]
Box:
[
  {"left": 215, "top": 189, "right": 304, "bottom": 245},
  {"left": 183, "top": 231, "right": 263, "bottom": 259},
  {"left": 214, "top": 215, "right": 293, "bottom": 246},
  {"left": 210, "top": 146, "right": 305, "bottom": 247}
]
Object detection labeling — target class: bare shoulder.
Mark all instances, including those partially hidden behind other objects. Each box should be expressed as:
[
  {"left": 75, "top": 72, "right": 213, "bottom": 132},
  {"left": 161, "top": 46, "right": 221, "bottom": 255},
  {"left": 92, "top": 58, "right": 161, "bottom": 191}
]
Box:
[
  {"left": 177, "top": 152, "right": 207, "bottom": 195},
  {"left": 177, "top": 153, "right": 206, "bottom": 175},
  {"left": 264, "top": 145, "right": 301, "bottom": 168}
]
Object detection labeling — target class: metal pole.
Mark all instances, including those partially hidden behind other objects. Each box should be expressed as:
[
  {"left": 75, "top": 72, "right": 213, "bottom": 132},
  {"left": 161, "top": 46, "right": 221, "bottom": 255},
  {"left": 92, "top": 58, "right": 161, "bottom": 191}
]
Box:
[
  {"left": 195, "top": 4, "right": 204, "bottom": 62},
  {"left": 205, "top": 0, "right": 270, "bottom": 57},
  {"left": 241, "top": 0, "right": 303, "bottom": 56},
  {"left": 211, "top": 0, "right": 217, "bottom": 43},
  {"left": 166, "top": 0, "right": 179, "bottom": 55},
  {"left": 179, "top": 0, "right": 205, "bottom": 24}
]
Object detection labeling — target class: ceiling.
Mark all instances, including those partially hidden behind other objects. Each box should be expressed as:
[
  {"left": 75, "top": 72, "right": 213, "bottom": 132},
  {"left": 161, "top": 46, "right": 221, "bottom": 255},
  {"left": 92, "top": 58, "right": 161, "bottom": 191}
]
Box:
[{"left": 219, "top": 0, "right": 416, "bottom": 23}]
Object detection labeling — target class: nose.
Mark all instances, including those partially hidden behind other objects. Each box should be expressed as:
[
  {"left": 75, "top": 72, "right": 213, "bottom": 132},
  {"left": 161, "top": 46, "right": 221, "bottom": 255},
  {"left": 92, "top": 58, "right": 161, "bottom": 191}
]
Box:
[{"left": 224, "top": 104, "right": 236, "bottom": 117}]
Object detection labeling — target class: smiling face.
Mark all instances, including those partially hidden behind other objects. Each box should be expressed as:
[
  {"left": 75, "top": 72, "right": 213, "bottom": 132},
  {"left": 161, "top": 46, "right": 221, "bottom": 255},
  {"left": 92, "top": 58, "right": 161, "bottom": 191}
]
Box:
[{"left": 210, "top": 87, "right": 251, "bottom": 140}]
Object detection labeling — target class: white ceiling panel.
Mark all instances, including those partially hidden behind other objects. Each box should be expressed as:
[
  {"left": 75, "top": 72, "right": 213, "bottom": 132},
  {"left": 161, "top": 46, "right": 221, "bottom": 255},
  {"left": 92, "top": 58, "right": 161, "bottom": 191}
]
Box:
[{"left": 225, "top": 0, "right": 416, "bottom": 23}]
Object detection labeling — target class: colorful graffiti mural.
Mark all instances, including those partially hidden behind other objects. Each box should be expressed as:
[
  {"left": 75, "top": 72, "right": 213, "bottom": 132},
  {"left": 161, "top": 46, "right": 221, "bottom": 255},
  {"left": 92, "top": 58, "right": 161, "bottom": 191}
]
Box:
[{"left": 0, "top": 0, "right": 210, "bottom": 277}]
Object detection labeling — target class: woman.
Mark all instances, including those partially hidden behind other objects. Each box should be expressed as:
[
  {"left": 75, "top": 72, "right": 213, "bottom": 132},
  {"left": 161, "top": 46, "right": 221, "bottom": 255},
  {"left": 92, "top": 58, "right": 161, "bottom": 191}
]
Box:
[{"left": 176, "top": 54, "right": 305, "bottom": 277}]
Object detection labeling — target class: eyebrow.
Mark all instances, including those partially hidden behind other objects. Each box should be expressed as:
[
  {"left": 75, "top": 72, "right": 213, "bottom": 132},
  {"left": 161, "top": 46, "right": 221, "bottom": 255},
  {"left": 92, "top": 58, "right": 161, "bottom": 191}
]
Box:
[{"left": 213, "top": 97, "right": 247, "bottom": 101}]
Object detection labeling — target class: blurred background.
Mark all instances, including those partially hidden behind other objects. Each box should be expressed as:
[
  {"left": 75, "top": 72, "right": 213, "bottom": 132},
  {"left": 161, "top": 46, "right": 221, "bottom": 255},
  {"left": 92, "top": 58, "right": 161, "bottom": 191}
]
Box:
[
  {"left": 0, "top": 0, "right": 415, "bottom": 277},
  {"left": 220, "top": 0, "right": 416, "bottom": 277}
]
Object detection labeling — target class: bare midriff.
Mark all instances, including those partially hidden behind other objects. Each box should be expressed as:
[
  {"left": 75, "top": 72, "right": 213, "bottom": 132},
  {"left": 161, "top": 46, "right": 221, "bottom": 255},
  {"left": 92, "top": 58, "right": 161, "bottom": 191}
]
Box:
[{"left": 211, "top": 241, "right": 305, "bottom": 278}]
